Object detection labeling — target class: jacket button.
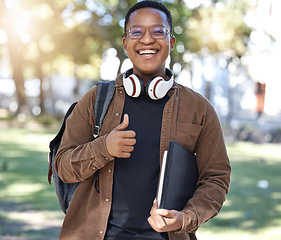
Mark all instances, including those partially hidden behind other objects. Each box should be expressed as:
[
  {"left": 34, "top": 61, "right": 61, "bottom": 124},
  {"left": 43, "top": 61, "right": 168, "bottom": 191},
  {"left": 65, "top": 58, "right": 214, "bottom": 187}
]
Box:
[
  {"left": 108, "top": 169, "right": 112, "bottom": 173},
  {"left": 115, "top": 113, "right": 119, "bottom": 117},
  {"left": 105, "top": 198, "right": 110, "bottom": 202},
  {"left": 100, "top": 230, "right": 103, "bottom": 234}
]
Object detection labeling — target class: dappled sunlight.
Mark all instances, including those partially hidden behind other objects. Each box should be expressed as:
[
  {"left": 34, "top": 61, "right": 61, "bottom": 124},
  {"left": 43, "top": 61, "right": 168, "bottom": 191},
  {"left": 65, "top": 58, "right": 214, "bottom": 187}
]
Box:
[
  {"left": 1, "top": 183, "right": 45, "bottom": 198},
  {"left": 6, "top": 9, "right": 32, "bottom": 41},
  {"left": 0, "top": 148, "right": 29, "bottom": 158},
  {"left": 3, "top": 1, "right": 55, "bottom": 41},
  {"left": 0, "top": 1, "right": 281, "bottom": 239},
  {"left": 1, "top": 126, "right": 54, "bottom": 144},
  {"left": 227, "top": 142, "right": 281, "bottom": 162},
  {"left": 1, "top": 121, "right": 281, "bottom": 239},
  {"left": 0, "top": 0, "right": 280, "bottom": 122},
  {"left": 196, "top": 140, "right": 281, "bottom": 240},
  {"left": 215, "top": 211, "right": 244, "bottom": 220},
  {"left": 198, "top": 225, "right": 281, "bottom": 240},
  {"left": 272, "top": 192, "right": 281, "bottom": 201},
  {"left": 6, "top": 210, "right": 63, "bottom": 231}
]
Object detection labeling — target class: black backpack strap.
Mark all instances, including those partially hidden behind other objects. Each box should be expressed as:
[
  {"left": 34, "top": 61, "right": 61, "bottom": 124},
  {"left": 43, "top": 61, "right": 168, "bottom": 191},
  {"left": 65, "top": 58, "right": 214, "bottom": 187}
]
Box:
[
  {"left": 49, "top": 102, "right": 78, "bottom": 150},
  {"left": 48, "top": 81, "right": 115, "bottom": 211},
  {"left": 48, "top": 102, "right": 77, "bottom": 185},
  {"left": 93, "top": 80, "right": 115, "bottom": 138},
  {"left": 93, "top": 80, "right": 115, "bottom": 193}
]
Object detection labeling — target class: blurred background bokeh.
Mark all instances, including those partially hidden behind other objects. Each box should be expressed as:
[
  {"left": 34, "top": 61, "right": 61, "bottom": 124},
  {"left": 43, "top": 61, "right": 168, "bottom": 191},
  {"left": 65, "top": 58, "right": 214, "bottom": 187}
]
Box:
[{"left": 0, "top": 0, "right": 280, "bottom": 239}]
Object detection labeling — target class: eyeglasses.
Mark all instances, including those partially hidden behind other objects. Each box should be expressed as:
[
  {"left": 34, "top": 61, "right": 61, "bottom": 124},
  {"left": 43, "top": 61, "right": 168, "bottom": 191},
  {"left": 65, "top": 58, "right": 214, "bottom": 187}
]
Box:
[{"left": 126, "top": 26, "right": 172, "bottom": 39}]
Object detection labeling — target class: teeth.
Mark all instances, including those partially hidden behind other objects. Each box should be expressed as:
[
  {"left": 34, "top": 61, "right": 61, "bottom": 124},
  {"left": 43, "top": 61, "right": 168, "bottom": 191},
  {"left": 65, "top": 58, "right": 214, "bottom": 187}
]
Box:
[{"left": 139, "top": 49, "right": 157, "bottom": 55}]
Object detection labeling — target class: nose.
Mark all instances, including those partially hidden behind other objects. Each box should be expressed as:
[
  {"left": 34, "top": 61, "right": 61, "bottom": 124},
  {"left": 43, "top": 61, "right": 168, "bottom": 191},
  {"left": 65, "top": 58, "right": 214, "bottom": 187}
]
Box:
[{"left": 140, "top": 29, "right": 156, "bottom": 44}]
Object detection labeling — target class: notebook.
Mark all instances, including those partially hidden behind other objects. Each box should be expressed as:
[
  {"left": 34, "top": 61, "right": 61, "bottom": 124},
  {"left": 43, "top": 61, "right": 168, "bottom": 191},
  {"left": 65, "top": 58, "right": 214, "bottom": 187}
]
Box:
[{"left": 157, "top": 141, "right": 198, "bottom": 211}]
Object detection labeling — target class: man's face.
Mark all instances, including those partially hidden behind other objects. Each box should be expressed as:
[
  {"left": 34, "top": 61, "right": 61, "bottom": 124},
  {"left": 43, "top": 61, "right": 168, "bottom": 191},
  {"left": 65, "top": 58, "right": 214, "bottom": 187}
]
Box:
[{"left": 123, "top": 7, "right": 175, "bottom": 80}]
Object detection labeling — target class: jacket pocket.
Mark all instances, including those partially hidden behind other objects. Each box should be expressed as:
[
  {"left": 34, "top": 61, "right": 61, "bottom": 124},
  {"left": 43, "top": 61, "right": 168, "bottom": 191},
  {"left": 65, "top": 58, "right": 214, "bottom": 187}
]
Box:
[{"left": 175, "top": 123, "right": 202, "bottom": 152}]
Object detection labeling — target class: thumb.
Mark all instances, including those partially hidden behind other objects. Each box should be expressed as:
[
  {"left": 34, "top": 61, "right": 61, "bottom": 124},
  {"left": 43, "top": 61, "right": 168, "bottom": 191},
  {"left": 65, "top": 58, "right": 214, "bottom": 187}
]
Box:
[
  {"left": 156, "top": 209, "right": 173, "bottom": 218},
  {"left": 156, "top": 209, "right": 181, "bottom": 220},
  {"left": 115, "top": 114, "right": 129, "bottom": 131}
]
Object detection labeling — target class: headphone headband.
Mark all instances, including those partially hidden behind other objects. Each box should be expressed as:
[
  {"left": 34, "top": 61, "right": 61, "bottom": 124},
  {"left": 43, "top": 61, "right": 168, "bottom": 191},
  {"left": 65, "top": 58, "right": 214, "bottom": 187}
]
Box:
[
  {"left": 123, "top": 68, "right": 174, "bottom": 100},
  {"left": 124, "top": 68, "right": 173, "bottom": 80}
]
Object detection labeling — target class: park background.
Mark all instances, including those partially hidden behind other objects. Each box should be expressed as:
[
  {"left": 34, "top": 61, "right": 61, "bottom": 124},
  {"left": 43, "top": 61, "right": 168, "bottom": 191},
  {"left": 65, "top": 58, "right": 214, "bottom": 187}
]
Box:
[{"left": 0, "top": 0, "right": 281, "bottom": 239}]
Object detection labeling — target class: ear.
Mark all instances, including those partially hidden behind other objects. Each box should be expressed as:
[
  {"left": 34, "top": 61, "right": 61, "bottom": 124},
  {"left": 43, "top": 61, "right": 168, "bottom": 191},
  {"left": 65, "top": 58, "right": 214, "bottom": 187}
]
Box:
[
  {"left": 123, "top": 37, "right": 127, "bottom": 52},
  {"left": 170, "top": 35, "right": 176, "bottom": 51}
]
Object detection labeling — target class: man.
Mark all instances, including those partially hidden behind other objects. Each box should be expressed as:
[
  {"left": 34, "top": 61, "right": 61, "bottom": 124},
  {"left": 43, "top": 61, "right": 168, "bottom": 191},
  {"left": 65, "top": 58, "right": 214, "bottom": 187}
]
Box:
[{"left": 55, "top": 1, "right": 231, "bottom": 240}]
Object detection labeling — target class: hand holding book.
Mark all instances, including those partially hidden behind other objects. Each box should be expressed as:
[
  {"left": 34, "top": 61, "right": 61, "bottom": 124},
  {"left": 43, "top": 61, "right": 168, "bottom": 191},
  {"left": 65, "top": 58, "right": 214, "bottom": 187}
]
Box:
[
  {"left": 147, "top": 198, "right": 183, "bottom": 233},
  {"left": 148, "top": 141, "right": 198, "bottom": 233},
  {"left": 157, "top": 141, "right": 199, "bottom": 211}
]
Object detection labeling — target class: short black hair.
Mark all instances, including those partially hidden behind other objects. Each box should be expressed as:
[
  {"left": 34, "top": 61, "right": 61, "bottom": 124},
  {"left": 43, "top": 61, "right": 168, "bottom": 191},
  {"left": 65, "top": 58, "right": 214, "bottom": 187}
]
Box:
[{"left": 124, "top": 1, "right": 173, "bottom": 35}]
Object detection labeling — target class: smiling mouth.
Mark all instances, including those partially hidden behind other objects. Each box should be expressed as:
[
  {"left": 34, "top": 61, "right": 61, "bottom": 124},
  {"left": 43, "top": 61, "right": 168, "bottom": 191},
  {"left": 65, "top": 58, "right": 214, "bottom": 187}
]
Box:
[{"left": 138, "top": 49, "right": 158, "bottom": 55}]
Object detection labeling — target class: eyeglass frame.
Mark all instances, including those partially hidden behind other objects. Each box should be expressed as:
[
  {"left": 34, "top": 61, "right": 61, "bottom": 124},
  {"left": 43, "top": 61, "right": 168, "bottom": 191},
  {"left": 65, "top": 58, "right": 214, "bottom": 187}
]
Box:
[{"left": 125, "top": 26, "right": 173, "bottom": 39}]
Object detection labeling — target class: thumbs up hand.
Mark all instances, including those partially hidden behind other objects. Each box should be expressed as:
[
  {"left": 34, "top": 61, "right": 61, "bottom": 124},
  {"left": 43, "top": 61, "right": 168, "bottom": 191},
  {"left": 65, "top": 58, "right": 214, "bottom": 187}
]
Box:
[{"left": 105, "top": 114, "right": 136, "bottom": 158}]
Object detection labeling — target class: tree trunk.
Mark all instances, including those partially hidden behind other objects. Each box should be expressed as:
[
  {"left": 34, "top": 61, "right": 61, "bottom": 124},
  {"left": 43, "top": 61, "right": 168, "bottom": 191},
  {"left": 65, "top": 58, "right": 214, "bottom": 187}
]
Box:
[
  {"left": 36, "top": 44, "right": 46, "bottom": 114},
  {"left": 6, "top": 30, "right": 28, "bottom": 114},
  {"left": 37, "top": 62, "right": 45, "bottom": 114}
]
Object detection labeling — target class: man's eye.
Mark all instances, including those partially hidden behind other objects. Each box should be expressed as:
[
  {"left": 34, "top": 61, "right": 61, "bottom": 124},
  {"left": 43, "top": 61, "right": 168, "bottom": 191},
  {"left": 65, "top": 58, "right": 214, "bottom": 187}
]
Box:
[
  {"left": 131, "top": 28, "right": 143, "bottom": 35},
  {"left": 152, "top": 28, "right": 165, "bottom": 34},
  {"left": 132, "top": 31, "right": 142, "bottom": 35}
]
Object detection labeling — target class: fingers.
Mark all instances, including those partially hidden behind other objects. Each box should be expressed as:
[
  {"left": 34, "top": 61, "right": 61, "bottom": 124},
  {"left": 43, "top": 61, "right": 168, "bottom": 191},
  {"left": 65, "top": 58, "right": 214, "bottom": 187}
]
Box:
[
  {"left": 148, "top": 199, "right": 166, "bottom": 232},
  {"left": 147, "top": 199, "right": 183, "bottom": 232},
  {"left": 151, "top": 199, "right": 167, "bottom": 221},
  {"left": 105, "top": 114, "right": 136, "bottom": 158}
]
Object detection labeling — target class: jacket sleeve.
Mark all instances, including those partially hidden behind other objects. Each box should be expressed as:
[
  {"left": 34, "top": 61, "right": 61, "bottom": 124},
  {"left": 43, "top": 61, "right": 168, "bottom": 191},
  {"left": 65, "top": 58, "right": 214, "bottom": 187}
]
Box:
[
  {"left": 176, "top": 103, "right": 231, "bottom": 234},
  {"left": 54, "top": 86, "right": 114, "bottom": 183}
]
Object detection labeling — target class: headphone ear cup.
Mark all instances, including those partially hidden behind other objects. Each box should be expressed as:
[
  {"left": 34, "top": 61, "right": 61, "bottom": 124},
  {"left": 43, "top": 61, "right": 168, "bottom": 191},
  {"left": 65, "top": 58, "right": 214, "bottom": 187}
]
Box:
[
  {"left": 147, "top": 77, "right": 172, "bottom": 100},
  {"left": 123, "top": 74, "right": 144, "bottom": 98}
]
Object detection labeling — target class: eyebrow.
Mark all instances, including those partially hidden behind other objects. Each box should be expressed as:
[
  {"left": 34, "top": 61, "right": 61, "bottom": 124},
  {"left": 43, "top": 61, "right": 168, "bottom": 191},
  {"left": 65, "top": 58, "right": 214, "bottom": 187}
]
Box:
[{"left": 128, "top": 24, "right": 165, "bottom": 28}]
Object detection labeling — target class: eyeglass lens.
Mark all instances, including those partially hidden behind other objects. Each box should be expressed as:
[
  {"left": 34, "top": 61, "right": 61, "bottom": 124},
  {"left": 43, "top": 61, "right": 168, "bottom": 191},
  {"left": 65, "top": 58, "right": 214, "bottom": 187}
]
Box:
[{"left": 129, "top": 26, "right": 168, "bottom": 39}]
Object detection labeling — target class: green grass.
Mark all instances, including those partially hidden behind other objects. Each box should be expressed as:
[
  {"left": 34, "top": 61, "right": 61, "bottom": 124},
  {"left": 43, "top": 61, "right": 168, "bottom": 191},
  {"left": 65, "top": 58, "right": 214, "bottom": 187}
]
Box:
[
  {"left": 197, "top": 142, "right": 281, "bottom": 239},
  {"left": 0, "top": 124, "right": 281, "bottom": 239},
  {"left": 0, "top": 124, "right": 64, "bottom": 239},
  {"left": 0, "top": 127, "right": 59, "bottom": 210}
]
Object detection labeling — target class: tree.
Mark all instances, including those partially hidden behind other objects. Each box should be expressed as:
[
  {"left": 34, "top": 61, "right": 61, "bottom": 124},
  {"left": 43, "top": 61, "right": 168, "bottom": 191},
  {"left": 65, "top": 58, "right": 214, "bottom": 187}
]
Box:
[
  {"left": 0, "top": 0, "right": 71, "bottom": 114},
  {"left": 0, "top": 1, "right": 27, "bottom": 113},
  {"left": 185, "top": 0, "right": 251, "bottom": 56},
  {"left": 0, "top": 0, "right": 253, "bottom": 116}
]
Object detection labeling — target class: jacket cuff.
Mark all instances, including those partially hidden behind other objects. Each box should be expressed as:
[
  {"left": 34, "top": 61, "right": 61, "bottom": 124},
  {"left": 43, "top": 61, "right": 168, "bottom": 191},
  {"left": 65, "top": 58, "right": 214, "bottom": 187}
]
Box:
[
  {"left": 89, "top": 135, "right": 114, "bottom": 169},
  {"left": 103, "top": 134, "right": 114, "bottom": 159},
  {"left": 173, "top": 209, "right": 198, "bottom": 234}
]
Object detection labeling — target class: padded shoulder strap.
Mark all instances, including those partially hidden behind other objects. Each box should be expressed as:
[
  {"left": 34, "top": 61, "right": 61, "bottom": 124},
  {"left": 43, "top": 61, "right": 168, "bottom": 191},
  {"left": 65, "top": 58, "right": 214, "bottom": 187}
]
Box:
[
  {"left": 49, "top": 102, "right": 77, "bottom": 150},
  {"left": 93, "top": 80, "right": 115, "bottom": 138}
]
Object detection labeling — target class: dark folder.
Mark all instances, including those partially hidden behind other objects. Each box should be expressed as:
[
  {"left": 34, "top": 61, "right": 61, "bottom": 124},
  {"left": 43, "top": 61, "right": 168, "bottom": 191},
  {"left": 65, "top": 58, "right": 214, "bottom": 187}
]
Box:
[{"left": 157, "top": 141, "right": 198, "bottom": 211}]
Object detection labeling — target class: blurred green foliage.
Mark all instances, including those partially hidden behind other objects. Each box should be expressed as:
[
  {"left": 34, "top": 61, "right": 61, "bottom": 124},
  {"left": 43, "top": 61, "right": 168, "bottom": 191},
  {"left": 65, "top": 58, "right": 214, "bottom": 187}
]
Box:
[{"left": 0, "top": 0, "right": 252, "bottom": 113}]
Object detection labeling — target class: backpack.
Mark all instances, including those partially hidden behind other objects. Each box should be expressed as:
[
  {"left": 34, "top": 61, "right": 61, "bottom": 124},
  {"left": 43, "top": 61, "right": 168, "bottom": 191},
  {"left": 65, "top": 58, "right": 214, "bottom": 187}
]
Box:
[{"left": 48, "top": 80, "right": 115, "bottom": 214}]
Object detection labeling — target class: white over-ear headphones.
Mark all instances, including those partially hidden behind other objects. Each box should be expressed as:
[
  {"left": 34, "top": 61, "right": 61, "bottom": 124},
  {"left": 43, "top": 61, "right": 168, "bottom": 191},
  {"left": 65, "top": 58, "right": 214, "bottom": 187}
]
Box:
[{"left": 123, "top": 68, "right": 174, "bottom": 100}]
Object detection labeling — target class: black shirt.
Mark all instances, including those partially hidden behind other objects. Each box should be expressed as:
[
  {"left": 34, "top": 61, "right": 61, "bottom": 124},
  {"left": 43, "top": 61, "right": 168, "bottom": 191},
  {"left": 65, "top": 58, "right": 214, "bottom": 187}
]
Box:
[{"left": 105, "top": 92, "right": 169, "bottom": 240}]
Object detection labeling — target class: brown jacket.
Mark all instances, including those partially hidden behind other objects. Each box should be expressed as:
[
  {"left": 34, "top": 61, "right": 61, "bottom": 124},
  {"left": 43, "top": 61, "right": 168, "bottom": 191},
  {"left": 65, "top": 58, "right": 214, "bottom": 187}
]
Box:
[{"left": 55, "top": 74, "right": 231, "bottom": 240}]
